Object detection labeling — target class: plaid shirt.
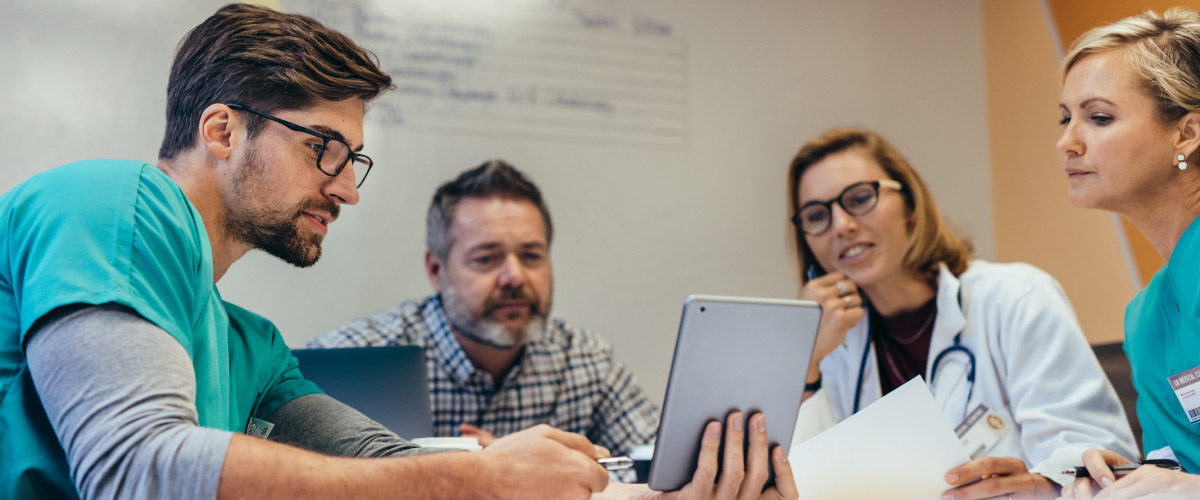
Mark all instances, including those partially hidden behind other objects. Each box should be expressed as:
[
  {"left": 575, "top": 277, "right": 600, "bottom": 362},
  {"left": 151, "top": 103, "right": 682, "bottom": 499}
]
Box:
[{"left": 309, "top": 295, "right": 659, "bottom": 466}]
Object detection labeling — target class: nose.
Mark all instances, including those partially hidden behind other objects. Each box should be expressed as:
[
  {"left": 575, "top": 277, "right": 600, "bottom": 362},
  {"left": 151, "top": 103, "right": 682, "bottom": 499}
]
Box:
[
  {"left": 496, "top": 253, "right": 527, "bottom": 290},
  {"left": 1056, "top": 120, "right": 1083, "bottom": 161},
  {"left": 323, "top": 163, "right": 361, "bottom": 206},
  {"left": 829, "top": 203, "right": 859, "bottom": 238}
]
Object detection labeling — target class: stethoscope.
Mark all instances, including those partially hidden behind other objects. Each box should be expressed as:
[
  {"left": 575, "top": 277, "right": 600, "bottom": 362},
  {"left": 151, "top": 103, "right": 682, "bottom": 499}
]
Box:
[{"left": 851, "top": 289, "right": 976, "bottom": 416}]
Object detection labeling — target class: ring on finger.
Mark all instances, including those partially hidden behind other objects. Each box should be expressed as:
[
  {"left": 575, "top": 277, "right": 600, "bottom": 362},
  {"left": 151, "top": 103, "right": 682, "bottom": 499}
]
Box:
[
  {"left": 835, "top": 280, "right": 849, "bottom": 296},
  {"left": 843, "top": 295, "right": 854, "bottom": 308}
]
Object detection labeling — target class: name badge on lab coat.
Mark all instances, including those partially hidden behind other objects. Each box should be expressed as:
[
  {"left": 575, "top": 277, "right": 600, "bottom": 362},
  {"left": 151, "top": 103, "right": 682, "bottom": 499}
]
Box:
[
  {"left": 955, "top": 404, "right": 1010, "bottom": 459},
  {"left": 1168, "top": 365, "right": 1200, "bottom": 424}
]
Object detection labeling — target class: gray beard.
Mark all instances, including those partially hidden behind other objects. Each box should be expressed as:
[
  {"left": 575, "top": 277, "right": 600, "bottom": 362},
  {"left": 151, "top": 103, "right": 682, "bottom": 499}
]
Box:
[{"left": 441, "top": 283, "right": 546, "bottom": 349}]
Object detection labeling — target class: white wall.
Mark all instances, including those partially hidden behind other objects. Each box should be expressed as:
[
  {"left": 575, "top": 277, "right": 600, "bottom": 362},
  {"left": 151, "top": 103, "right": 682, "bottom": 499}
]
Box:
[{"left": 1, "top": 0, "right": 989, "bottom": 407}]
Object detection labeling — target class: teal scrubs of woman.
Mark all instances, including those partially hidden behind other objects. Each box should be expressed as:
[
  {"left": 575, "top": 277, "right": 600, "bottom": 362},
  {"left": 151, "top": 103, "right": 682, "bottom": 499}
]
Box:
[{"left": 1125, "top": 216, "right": 1200, "bottom": 473}]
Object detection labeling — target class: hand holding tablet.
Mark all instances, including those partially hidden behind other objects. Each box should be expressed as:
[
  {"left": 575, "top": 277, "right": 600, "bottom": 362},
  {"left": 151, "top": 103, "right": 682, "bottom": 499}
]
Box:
[{"left": 647, "top": 295, "right": 821, "bottom": 492}]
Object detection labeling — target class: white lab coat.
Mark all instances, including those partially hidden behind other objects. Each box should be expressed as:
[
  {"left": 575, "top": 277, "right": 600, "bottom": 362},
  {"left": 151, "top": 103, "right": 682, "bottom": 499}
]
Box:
[{"left": 793, "top": 260, "right": 1138, "bottom": 485}]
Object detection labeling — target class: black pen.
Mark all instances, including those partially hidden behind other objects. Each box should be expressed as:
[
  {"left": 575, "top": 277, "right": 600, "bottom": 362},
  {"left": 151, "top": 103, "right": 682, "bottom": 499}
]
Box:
[{"left": 1062, "top": 459, "right": 1182, "bottom": 478}]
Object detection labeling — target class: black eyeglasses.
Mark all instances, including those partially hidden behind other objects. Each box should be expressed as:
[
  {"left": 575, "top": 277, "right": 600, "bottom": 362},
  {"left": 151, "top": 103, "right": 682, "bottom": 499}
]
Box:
[
  {"left": 792, "top": 179, "right": 904, "bottom": 236},
  {"left": 226, "top": 103, "right": 373, "bottom": 188}
]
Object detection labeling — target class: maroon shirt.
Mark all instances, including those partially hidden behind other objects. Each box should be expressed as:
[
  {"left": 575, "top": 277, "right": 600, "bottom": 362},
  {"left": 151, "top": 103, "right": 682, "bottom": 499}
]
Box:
[{"left": 871, "top": 297, "right": 938, "bottom": 395}]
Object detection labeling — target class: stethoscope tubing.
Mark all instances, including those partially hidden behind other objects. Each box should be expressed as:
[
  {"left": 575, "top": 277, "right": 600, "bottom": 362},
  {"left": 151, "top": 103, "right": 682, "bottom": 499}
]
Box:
[{"left": 851, "top": 289, "right": 975, "bottom": 415}]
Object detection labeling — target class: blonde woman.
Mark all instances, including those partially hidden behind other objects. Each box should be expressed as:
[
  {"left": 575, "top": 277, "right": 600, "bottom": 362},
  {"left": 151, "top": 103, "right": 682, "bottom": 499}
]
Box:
[
  {"left": 790, "top": 128, "right": 1136, "bottom": 499},
  {"left": 1057, "top": 8, "right": 1200, "bottom": 499}
]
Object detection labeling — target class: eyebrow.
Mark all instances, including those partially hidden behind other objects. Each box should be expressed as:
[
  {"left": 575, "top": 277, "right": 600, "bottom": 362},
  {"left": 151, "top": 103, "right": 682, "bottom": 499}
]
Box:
[
  {"left": 1060, "top": 97, "right": 1117, "bottom": 111},
  {"left": 466, "top": 241, "right": 548, "bottom": 253},
  {"left": 799, "top": 180, "right": 875, "bottom": 207},
  {"left": 466, "top": 242, "right": 503, "bottom": 254},
  {"left": 310, "top": 125, "right": 364, "bottom": 152}
]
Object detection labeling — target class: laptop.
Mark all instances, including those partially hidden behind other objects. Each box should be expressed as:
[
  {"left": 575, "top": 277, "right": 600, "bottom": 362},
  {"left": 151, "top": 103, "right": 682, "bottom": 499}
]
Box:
[
  {"left": 647, "top": 295, "right": 822, "bottom": 491},
  {"left": 291, "top": 345, "right": 435, "bottom": 439}
]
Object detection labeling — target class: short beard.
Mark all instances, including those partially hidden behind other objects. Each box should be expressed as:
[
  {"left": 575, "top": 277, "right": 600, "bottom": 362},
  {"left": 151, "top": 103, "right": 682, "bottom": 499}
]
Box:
[
  {"left": 225, "top": 146, "right": 339, "bottom": 268},
  {"left": 441, "top": 282, "right": 546, "bottom": 349},
  {"left": 232, "top": 209, "right": 323, "bottom": 268}
]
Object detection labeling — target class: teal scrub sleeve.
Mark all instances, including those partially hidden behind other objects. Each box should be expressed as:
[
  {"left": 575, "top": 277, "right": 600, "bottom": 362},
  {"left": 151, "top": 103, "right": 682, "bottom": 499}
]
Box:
[
  {"left": 223, "top": 302, "right": 322, "bottom": 420},
  {"left": 257, "top": 351, "right": 323, "bottom": 421},
  {"left": 6, "top": 162, "right": 207, "bottom": 349}
]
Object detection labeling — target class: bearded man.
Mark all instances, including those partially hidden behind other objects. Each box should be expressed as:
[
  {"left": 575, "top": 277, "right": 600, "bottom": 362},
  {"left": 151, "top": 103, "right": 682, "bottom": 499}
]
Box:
[{"left": 310, "top": 160, "right": 659, "bottom": 479}]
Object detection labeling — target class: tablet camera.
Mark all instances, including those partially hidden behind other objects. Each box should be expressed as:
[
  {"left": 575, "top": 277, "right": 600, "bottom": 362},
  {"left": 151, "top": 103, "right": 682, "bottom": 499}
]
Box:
[{"left": 699, "top": 306, "right": 706, "bottom": 313}]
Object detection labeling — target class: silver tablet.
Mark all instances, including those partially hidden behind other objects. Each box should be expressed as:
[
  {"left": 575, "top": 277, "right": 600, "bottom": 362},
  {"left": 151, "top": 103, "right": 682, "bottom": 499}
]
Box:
[{"left": 647, "top": 295, "right": 821, "bottom": 491}]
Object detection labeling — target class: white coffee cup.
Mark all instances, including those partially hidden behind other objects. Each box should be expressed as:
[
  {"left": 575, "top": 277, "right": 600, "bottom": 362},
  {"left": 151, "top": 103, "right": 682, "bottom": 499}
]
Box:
[{"left": 411, "top": 436, "right": 483, "bottom": 451}]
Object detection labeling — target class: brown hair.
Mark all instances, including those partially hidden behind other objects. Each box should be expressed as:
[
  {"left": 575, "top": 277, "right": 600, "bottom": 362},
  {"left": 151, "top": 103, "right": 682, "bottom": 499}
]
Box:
[
  {"left": 787, "top": 128, "right": 972, "bottom": 288},
  {"left": 1062, "top": 8, "right": 1200, "bottom": 124},
  {"left": 427, "top": 160, "right": 554, "bottom": 262},
  {"left": 158, "top": 3, "right": 393, "bottom": 160}
]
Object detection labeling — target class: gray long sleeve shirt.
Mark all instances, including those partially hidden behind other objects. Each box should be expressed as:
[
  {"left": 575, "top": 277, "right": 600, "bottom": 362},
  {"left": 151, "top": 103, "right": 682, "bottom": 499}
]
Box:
[{"left": 26, "top": 304, "right": 428, "bottom": 500}]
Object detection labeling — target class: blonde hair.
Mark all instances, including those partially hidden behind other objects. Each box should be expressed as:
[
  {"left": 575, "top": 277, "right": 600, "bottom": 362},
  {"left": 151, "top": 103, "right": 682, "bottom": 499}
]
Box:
[
  {"left": 1061, "top": 8, "right": 1200, "bottom": 123},
  {"left": 787, "top": 128, "right": 972, "bottom": 288}
]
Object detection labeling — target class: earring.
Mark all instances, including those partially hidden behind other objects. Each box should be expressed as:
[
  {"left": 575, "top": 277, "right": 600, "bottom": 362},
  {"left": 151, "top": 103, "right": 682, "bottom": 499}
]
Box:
[{"left": 1179, "top": 153, "right": 1188, "bottom": 170}]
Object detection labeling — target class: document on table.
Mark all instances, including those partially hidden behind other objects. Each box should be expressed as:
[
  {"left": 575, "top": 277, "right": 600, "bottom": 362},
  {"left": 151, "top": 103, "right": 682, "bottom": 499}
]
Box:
[{"left": 788, "top": 377, "right": 970, "bottom": 500}]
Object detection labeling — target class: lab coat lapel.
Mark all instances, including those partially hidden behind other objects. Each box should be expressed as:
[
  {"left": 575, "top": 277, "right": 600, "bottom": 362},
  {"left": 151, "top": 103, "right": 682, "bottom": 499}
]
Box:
[
  {"left": 848, "top": 314, "right": 883, "bottom": 414},
  {"left": 927, "top": 263, "right": 971, "bottom": 423}
]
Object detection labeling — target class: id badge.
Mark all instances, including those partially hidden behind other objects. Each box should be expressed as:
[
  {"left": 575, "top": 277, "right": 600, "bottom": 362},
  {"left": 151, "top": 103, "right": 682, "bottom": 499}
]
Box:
[
  {"left": 1167, "top": 365, "right": 1200, "bottom": 424},
  {"left": 246, "top": 417, "right": 275, "bottom": 439},
  {"left": 954, "top": 404, "right": 1010, "bottom": 459}
]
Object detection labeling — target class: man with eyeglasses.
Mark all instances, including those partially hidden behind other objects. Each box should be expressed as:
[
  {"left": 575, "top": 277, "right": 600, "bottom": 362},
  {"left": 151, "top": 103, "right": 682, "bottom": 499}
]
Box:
[{"left": 0, "top": 4, "right": 795, "bottom": 500}]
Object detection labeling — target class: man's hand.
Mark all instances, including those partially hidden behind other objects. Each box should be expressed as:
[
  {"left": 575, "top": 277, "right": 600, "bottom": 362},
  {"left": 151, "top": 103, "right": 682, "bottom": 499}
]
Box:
[
  {"left": 460, "top": 423, "right": 498, "bottom": 447},
  {"left": 478, "top": 424, "right": 608, "bottom": 500},
  {"left": 942, "top": 456, "right": 1059, "bottom": 499},
  {"left": 621, "top": 412, "right": 797, "bottom": 500},
  {"left": 460, "top": 423, "right": 610, "bottom": 457}
]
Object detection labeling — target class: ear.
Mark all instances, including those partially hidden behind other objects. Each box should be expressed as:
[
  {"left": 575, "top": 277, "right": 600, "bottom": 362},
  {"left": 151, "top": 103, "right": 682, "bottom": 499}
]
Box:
[
  {"left": 197, "top": 103, "right": 239, "bottom": 162},
  {"left": 1175, "top": 111, "right": 1200, "bottom": 160},
  {"left": 425, "top": 250, "right": 445, "bottom": 293}
]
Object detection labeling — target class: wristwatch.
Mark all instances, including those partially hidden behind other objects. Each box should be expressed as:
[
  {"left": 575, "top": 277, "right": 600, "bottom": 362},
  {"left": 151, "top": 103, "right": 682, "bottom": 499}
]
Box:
[{"left": 804, "top": 375, "right": 822, "bottom": 392}]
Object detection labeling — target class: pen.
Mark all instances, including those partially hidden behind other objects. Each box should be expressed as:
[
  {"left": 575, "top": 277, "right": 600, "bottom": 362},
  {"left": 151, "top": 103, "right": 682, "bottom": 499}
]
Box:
[
  {"left": 1062, "top": 460, "right": 1182, "bottom": 478},
  {"left": 599, "top": 456, "right": 634, "bottom": 471}
]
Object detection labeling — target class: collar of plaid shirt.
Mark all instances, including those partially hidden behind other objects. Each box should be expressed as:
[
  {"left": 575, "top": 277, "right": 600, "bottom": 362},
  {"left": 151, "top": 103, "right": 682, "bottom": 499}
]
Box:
[{"left": 424, "top": 295, "right": 545, "bottom": 391}]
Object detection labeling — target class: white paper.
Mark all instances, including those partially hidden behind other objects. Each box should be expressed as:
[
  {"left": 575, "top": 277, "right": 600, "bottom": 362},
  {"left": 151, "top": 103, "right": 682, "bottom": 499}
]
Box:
[{"left": 788, "top": 377, "right": 970, "bottom": 500}]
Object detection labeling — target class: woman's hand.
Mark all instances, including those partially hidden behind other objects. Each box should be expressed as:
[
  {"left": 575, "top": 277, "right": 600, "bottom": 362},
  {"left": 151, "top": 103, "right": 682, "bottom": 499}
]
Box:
[
  {"left": 1058, "top": 449, "right": 1200, "bottom": 499},
  {"left": 942, "top": 456, "right": 1060, "bottom": 500},
  {"left": 799, "top": 272, "right": 864, "bottom": 385},
  {"left": 1076, "top": 465, "right": 1200, "bottom": 499},
  {"left": 1058, "top": 449, "right": 1134, "bottom": 499}
]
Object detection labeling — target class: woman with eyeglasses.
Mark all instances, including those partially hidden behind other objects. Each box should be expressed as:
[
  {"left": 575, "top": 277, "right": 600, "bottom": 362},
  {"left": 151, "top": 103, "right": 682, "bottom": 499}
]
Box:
[
  {"left": 790, "top": 128, "right": 1136, "bottom": 500},
  {"left": 1056, "top": 8, "right": 1200, "bottom": 500}
]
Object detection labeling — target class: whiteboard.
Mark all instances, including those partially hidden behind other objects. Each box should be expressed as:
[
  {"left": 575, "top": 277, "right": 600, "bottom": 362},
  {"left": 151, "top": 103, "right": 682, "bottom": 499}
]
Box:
[{"left": 2, "top": 0, "right": 990, "bottom": 407}]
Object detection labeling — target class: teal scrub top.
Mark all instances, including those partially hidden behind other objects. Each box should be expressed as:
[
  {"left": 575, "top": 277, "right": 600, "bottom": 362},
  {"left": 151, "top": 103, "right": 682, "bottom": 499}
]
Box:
[
  {"left": 1126, "top": 214, "right": 1200, "bottom": 472},
  {"left": 0, "top": 160, "right": 320, "bottom": 499}
]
